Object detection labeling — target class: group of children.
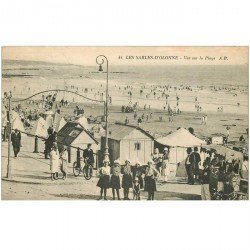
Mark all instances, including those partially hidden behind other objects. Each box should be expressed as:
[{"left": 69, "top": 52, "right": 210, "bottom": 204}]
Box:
[{"left": 97, "top": 158, "right": 159, "bottom": 201}]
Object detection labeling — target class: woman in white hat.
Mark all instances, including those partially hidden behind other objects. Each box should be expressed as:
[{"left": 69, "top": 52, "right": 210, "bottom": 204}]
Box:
[
  {"left": 97, "top": 159, "right": 111, "bottom": 200},
  {"left": 122, "top": 159, "right": 133, "bottom": 200},
  {"left": 110, "top": 159, "right": 121, "bottom": 200},
  {"left": 144, "top": 160, "right": 159, "bottom": 200}
]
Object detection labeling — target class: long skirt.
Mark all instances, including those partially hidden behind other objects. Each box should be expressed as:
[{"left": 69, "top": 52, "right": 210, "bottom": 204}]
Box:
[
  {"left": 110, "top": 175, "right": 121, "bottom": 189},
  {"left": 144, "top": 176, "right": 156, "bottom": 192},
  {"left": 122, "top": 174, "right": 133, "bottom": 188},
  {"left": 61, "top": 159, "right": 68, "bottom": 174},
  {"left": 97, "top": 175, "right": 110, "bottom": 189}
]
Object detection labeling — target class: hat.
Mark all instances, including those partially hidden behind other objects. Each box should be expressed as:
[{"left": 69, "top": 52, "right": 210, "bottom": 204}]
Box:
[
  {"left": 164, "top": 147, "right": 168, "bottom": 151},
  {"left": 114, "top": 159, "right": 120, "bottom": 164},
  {"left": 134, "top": 177, "right": 139, "bottom": 181},
  {"left": 103, "top": 159, "right": 110, "bottom": 164}
]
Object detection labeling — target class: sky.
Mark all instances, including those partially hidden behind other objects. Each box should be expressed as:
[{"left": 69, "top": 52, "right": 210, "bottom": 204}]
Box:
[{"left": 2, "top": 46, "right": 248, "bottom": 66}]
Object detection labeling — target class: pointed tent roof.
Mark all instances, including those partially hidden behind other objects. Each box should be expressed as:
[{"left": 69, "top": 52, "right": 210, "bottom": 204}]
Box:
[
  {"left": 12, "top": 117, "right": 26, "bottom": 135},
  {"left": 55, "top": 117, "right": 67, "bottom": 132},
  {"left": 53, "top": 114, "right": 67, "bottom": 132},
  {"left": 155, "top": 128, "right": 206, "bottom": 147},
  {"left": 57, "top": 121, "right": 98, "bottom": 146},
  {"left": 75, "top": 115, "right": 89, "bottom": 130},
  {"left": 30, "top": 117, "right": 48, "bottom": 138}
]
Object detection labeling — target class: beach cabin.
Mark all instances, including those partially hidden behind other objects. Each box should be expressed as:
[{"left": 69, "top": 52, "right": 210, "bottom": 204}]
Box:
[
  {"left": 155, "top": 128, "right": 206, "bottom": 178},
  {"left": 57, "top": 122, "right": 99, "bottom": 166},
  {"left": 101, "top": 123, "right": 154, "bottom": 165}
]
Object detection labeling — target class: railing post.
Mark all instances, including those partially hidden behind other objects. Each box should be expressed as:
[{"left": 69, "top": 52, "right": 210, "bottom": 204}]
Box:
[
  {"left": 77, "top": 147, "right": 81, "bottom": 167},
  {"left": 33, "top": 135, "right": 39, "bottom": 153},
  {"left": 3, "top": 126, "right": 7, "bottom": 142},
  {"left": 68, "top": 146, "right": 71, "bottom": 163}
]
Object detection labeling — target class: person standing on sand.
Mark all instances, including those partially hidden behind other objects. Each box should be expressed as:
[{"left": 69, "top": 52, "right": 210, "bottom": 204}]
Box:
[
  {"left": 110, "top": 159, "right": 121, "bottom": 200},
  {"left": 185, "top": 148, "right": 194, "bottom": 185},
  {"left": 122, "top": 159, "right": 133, "bottom": 200},
  {"left": 60, "top": 145, "right": 68, "bottom": 180},
  {"left": 97, "top": 159, "right": 111, "bottom": 200},
  {"left": 50, "top": 145, "right": 60, "bottom": 180},
  {"left": 190, "top": 147, "right": 201, "bottom": 182},
  {"left": 144, "top": 160, "right": 159, "bottom": 200}
]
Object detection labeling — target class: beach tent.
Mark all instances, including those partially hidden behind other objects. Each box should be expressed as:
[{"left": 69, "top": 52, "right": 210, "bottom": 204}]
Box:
[
  {"left": 30, "top": 117, "right": 48, "bottom": 138},
  {"left": 45, "top": 115, "right": 54, "bottom": 128},
  {"left": 12, "top": 116, "right": 27, "bottom": 137},
  {"left": 53, "top": 117, "right": 67, "bottom": 132},
  {"left": 75, "top": 115, "right": 89, "bottom": 130},
  {"left": 155, "top": 128, "right": 206, "bottom": 178},
  {"left": 156, "top": 128, "right": 206, "bottom": 147}
]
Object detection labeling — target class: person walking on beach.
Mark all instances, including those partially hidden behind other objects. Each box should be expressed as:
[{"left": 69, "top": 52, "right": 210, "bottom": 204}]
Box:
[
  {"left": 50, "top": 144, "right": 60, "bottom": 180},
  {"left": 122, "top": 159, "right": 133, "bottom": 200},
  {"left": 60, "top": 145, "right": 68, "bottom": 180},
  {"left": 97, "top": 159, "right": 111, "bottom": 200},
  {"left": 11, "top": 129, "right": 21, "bottom": 157},
  {"left": 110, "top": 159, "right": 121, "bottom": 200}
]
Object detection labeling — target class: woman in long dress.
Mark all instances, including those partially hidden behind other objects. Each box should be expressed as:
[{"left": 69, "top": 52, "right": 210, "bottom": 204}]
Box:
[
  {"left": 122, "top": 159, "right": 133, "bottom": 200},
  {"left": 144, "top": 160, "right": 159, "bottom": 200},
  {"left": 50, "top": 145, "right": 60, "bottom": 180},
  {"left": 110, "top": 159, "right": 121, "bottom": 200},
  {"left": 97, "top": 159, "right": 111, "bottom": 200},
  {"left": 60, "top": 145, "right": 68, "bottom": 180}
]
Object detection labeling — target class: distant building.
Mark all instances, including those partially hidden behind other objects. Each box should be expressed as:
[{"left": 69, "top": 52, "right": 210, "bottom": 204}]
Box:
[
  {"left": 57, "top": 122, "right": 99, "bottom": 166},
  {"left": 101, "top": 122, "right": 154, "bottom": 165}
]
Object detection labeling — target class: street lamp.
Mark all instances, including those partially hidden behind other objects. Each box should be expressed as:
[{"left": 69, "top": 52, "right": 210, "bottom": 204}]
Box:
[
  {"left": 5, "top": 91, "right": 12, "bottom": 178},
  {"left": 96, "top": 55, "right": 109, "bottom": 162}
]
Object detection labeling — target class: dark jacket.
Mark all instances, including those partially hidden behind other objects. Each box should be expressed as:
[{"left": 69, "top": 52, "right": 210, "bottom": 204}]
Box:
[
  {"left": 190, "top": 152, "right": 201, "bottom": 166},
  {"left": 83, "top": 148, "right": 94, "bottom": 164},
  {"left": 11, "top": 132, "right": 21, "bottom": 146}
]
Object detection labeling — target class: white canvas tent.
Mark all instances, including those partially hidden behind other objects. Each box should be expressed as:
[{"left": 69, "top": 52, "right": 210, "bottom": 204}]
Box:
[
  {"left": 155, "top": 128, "right": 206, "bottom": 178},
  {"left": 75, "top": 115, "right": 89, "bottom": 130},
  {"left": 156, "top": 128, "right": 205, "bottom": 147},
  {"left": 30, "top": 117, "right": 48, "bottom": 138},
  {"left": 53, "top": 117, "right": 67, "bottom": 132},
  {"left": 12, "top": 117, "right": 26, "bottom": 135}
]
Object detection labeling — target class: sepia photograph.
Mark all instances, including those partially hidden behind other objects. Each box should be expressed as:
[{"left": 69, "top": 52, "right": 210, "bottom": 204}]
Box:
[{"left": 1, "top": 46, "right": 249, "bottom": 200}]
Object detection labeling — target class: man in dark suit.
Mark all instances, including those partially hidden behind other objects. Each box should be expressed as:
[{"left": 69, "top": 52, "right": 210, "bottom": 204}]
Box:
[
  {"left": 11, "top": 129, "right": 21, "bottom": 157},
  {"left": 83, "top": 143, "right": 94, "bottom": 165}
]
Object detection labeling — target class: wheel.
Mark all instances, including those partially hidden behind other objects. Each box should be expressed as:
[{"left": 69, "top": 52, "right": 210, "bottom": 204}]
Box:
[
  {"left": 73, "top": 161, "right": 81, "bottom": 177},
  {"left": 53, "top": 172, "right": 59, "bottom": 180},
  {"left": 83, "top": 165, "right": 93, "bottom": 180}
]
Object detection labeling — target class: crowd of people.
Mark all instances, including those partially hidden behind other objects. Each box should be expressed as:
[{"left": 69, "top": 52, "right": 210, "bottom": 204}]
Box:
[{"left": 184, "top": 147, "right": 248, "bottom": 200}]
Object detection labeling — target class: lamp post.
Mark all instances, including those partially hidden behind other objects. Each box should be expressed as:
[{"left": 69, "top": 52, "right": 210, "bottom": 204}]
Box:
[
  {"left": 96, "top": 55, "right": 109, "bottom": 162},
  {"left": 6, "top": 92, "right": 12, "bottom": 178}
]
